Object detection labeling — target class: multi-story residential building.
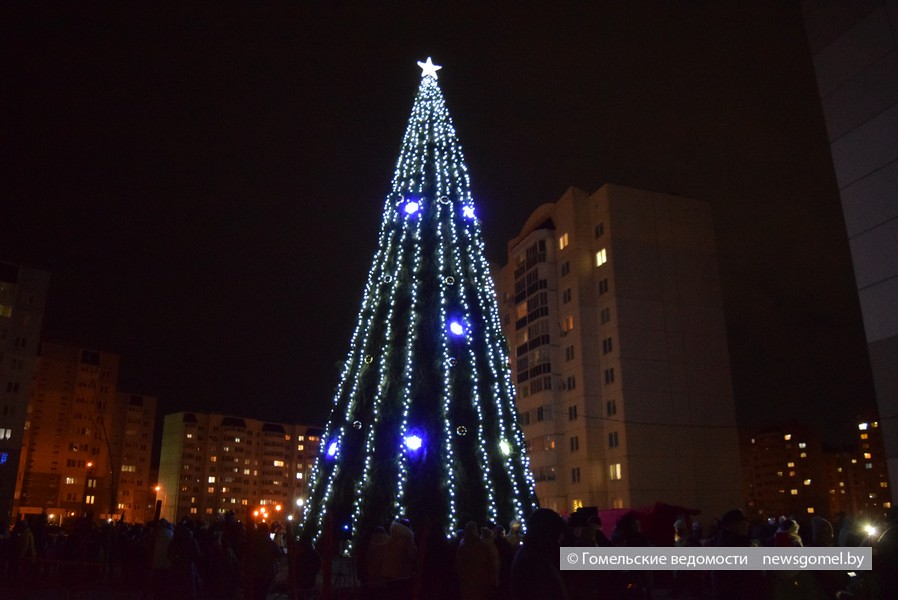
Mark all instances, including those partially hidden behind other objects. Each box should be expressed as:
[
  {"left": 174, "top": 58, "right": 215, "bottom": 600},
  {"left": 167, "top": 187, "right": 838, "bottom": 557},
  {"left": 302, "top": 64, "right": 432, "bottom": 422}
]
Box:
[
  {"left": 15, "top": 341, "right": 156, "bottom": 523},
  {"left": 823, "top": 414, "right": 890, "bottom": 519},
  {"left": 496, "top": 184, "right": 742, "bottom": 521},
  {"left": 741, "top": 414, "right": 890, "bottom": 521},
  {"left": 0, "top": 261, "right": 49, "bottom": 522},
  {"left": 741, "top": 425, "right": 828, "bottom": 519},
  {"left": 157, "top": 412, "right": 321, "bottom": 523},
  {"left": 112, "top": 392, "right": 158, "bottom": 523}
]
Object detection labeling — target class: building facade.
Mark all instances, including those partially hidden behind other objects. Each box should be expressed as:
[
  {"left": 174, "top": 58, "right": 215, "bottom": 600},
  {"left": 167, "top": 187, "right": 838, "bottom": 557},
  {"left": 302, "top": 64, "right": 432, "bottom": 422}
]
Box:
[
  {"left": 112, "top": 392, "right": 158, "bottom": 523},
  {"left": 803, "top": 0, "right": 898, "bottom": 503},
  {"left": 496, "top": 184, "right": 743, "bottom": 521},
  {"left": 15, "top": 341, "right": 156, "bottom": 523},
  {"left": 0, "top": 262, "right": 49, "bottom": 522},
  {"left": 158, "top": 412, "right": 321, "bottom": 523},
  {"left": 742, "top": 415, "right": 890, "bottom": 521},
  {"left": 741, "top": 425, "right": 828, "bottom": 520}
]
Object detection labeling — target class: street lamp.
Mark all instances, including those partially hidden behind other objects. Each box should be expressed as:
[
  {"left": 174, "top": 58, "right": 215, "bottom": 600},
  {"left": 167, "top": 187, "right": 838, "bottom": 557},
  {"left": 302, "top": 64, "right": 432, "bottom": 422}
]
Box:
[{"left": 154, "top": 484, "right": 166, "bottom": 521}]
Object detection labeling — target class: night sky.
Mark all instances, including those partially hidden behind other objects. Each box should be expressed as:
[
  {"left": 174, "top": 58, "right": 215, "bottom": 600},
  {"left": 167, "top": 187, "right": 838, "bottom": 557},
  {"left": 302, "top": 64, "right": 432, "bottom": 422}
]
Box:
[{"left": 3, "top": 3, "right": 876, "bottom": 444}]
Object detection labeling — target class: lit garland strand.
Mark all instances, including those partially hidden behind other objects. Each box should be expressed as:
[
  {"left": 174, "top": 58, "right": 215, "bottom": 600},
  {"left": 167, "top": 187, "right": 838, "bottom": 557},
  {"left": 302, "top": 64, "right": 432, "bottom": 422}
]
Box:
[
  {"left": 393, "top": 212, "right": 424, "bottom": 516},
  {"left": 348, "top": 208, "right": 415, "bottom": 548},
  {"left": 443, "top": 194, "right": 499, "bottom": 525},
  {"left": 303, "top": 223, "right": 402, "bottom": 541},
  {"left": 462, "top": 225, "right": 537, "bottom": 522},
  {"left": 435, "top": 213, "right": 460, "bottom": 534},
  {"left": 302, "top": 220, "right": 396, "bottom": 538}
]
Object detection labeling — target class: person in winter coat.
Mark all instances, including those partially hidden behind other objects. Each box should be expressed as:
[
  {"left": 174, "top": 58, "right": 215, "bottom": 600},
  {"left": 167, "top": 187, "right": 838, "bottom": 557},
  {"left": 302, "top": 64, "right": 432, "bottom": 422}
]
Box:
[
  {"left": 510, "top": 508, "right": 570, "bottom": 600},
  {"left": 455, "top": 522, "right": 495, "bottom": 600},
  {"left": 382, "top": 520, "right": 417, "bottom": 581}
]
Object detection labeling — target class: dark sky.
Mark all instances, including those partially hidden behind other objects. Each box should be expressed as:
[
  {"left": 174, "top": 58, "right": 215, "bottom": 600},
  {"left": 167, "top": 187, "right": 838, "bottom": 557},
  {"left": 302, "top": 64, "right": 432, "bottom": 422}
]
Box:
[{"left": 2, "top": 2, "right": 876, "bottom": 443}]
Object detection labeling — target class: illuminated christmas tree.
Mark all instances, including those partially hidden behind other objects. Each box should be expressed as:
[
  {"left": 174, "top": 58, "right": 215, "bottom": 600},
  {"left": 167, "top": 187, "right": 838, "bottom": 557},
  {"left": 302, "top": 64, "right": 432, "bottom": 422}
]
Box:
[{"left": 302, "top": 58, "right": 537, "bottom": 546}]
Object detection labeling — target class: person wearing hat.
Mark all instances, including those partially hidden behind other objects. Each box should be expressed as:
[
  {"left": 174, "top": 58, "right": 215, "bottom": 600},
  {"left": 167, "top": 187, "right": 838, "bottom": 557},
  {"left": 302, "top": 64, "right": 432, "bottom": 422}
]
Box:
[{"left": 712, "top": 509, "right": 765, "bottom": 600}]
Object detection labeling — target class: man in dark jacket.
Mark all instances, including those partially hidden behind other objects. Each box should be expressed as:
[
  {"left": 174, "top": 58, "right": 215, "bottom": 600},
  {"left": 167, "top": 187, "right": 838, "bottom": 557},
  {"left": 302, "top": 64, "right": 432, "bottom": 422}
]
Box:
[{"left": 510, "top": 508, "right": 570, "bottom": 600}]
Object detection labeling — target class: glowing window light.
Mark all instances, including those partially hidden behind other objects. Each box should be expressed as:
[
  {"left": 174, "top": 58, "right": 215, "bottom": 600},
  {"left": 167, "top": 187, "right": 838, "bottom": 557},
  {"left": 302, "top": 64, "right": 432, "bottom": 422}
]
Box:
[
  {"left": 449, "top": 321, "right": 465, "bottom": 336},
  {"left": 462, "top": 206, "right": 475, "bottom": 219},
  {"left": 404, "top": 201, "right": 420, "bottom": 215},
  {"left": 499, "top": 440, "right": 511, "bottom": 456},
  {"left": 859, "top": 423, "right": 869, "bottom": 430},
  {"left": 327, "top": 441, "right": 338, "bottom": 457},
  {"left": 404, "top": 435, "right": 423, "bottom": 451}
]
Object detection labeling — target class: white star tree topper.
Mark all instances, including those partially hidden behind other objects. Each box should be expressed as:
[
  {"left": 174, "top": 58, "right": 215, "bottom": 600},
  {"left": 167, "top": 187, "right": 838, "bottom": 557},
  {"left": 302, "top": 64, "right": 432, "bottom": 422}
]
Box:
[{"left": 417, "top": 57, "right": 442, "bottom": 79}]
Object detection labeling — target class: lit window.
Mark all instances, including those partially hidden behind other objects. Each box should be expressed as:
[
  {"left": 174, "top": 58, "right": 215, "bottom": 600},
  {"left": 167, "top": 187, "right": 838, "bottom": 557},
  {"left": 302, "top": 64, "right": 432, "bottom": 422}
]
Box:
[
  {"left": 784, "top": 434, "right": 792, "bottom": 441},
  {"left": 881, "top": 482, "right": 889, "bottom": 488},
  {"left": 559, "top": 233, "right": 569, "bottom": 250},
  {"left": 609, "top": 463, "right": 622, "bottom": 480},
  {"left": 860, "top": 433, "right": 869, "bottom": 440},
  {"left": 210, "top": 456, "right": 217, "bottom": 462},
  {"left": 858, "top": 423, "right": 868, "bottom": 431},
  {"left": 790, "top": 489, "right": 798, "bottom": 495},
  {"left": 296, "top": 472, "right": 303, "bottom": 479},
  {"left": 800, "top": 452, "right": 807, "bottom": 458},
  {"left": 572, "top": 499, "right": 583, "bottom": 511},
  {"left": 208, "top": 487, "right": 214, "bottom": 493},
  {"left": 297, "top": 444, "right": 304, "bottom": 451},
  {"left": 186, "top": 433, "right": 193, "bottom": 439},
  {"left": 787, "top": 462, "right": 795, "bottom": 467},
  {"left": 595, "top": 248, "right": 607, "bottom": 266},
  {"left": 807, "top": 507, "right": 815, "bottom": 514},
  {"left": 273, "top": 460, "right": 285, "bottom": 467},
  {"left": 803, "top": 479, "right": 812, "bottom": 485},
  {"left": 563, "top": 316, "right": 574, "bottom": 332},
  {"left": 798, "top": 442, "right": 806, "bottom": 449},
  {"left": 85, "top": 495, "right": 95, "bottom": 504},
  {"left": 864, "top": 453, "right": 872, "bottom": 459},
  {"left": 208, "top": 476, "right": 216, "bottom": 483}
]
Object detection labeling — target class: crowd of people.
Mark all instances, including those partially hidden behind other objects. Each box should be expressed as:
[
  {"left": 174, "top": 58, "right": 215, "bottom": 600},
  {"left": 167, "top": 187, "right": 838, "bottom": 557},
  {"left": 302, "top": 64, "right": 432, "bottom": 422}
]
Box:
[
  {"left": 1, "top": 505, "right": 897, "bottom": 599},
  {"left": 350, "top": 506, "right": 898, "bottom": 600},
  {"left": 0, "top": 511, "right": 291, "bottom": 599}
]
